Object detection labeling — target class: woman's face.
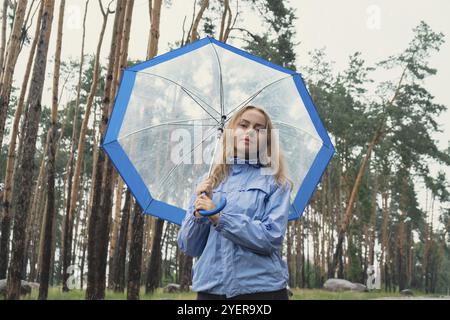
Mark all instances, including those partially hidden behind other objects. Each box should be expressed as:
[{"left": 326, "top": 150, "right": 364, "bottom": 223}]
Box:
[{"left": 234, "top": 109, "right": 267, "bottom": 158}]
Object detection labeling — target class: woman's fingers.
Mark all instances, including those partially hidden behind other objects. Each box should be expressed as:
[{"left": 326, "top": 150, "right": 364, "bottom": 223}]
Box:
[
  {"left": 195, "top": 196, "right": 216, "bottom": 212},
  {"left": 195, "top": 199, "right": 206, "bottom": 207},
  {"left": 196, "top": 179, "right": 212, "bottom": 196}
]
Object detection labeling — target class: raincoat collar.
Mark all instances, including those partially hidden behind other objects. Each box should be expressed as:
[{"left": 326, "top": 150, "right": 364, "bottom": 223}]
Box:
[{"left": 227, "top": 156, "right": 263, "bottom": 175}]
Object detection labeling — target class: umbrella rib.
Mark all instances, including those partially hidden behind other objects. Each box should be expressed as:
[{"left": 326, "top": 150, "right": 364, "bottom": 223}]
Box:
[
  {"left": 272, "top": 120, "right": 324, "bottom": 145},
  {"left": 209, "top": 41, "right": 225, "bottom": 117},
  {"left": 117, "top": 118, "right": 216, "bottom": 141},
  {"left": 225, "top": 75, "right": 294, "bottom": 120},
  {"left": 137, "top": 71, "right": 221, "bottom": 121},
  {"left": 180, "top": 87, "right": 221, "bottom": 123},
  {"left": 155, "top": 127, "right": 219, "bottom": 199}
]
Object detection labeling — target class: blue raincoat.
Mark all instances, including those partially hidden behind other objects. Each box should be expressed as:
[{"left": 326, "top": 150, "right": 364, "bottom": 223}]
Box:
[{"left": 177, "top": 157, "right": 292, "bottom": 298}]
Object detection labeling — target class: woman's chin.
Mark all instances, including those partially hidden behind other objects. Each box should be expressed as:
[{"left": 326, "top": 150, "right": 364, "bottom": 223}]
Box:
[{"left": 236, "top": 148, "right": 258, "bottom": 159}]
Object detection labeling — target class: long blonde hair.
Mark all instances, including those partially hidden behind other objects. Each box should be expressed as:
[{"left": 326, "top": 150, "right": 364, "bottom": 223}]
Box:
[{"left": 208, "top": 105, "right": 293, "bottom": 192}]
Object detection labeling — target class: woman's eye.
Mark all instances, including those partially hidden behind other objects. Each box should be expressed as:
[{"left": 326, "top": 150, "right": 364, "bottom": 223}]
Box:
[{"left": 239, "top": 123, "right": 247, "bottom": 128}]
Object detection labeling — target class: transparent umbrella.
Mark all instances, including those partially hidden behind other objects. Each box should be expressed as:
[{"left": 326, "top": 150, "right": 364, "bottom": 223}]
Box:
[{"left": 101, "top": 37, "right": 335, "bottom": 225}]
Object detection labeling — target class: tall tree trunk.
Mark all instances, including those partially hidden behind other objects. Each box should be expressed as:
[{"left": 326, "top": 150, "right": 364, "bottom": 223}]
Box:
[
  {"left": 142, "top": 217, "right": 154, "bottom": 280},
  {"left": 72, "top": 163, "right": 87, "bottom": 264},
  {"left": 293, "top": 220, "right": 300, "bottom": 287},
  {"left": 0, "top": 0, "right": 28, "bottom": 150},
  {"left": 147, "top": 0, "right": 161, "bottom": 62},
  {"left": 108, "top": 177, "right": 123, "bottom": 289},
  {"left": 286, "top": 222, "right": 293, "bottom": 287},
  {"left": 0, "top": 0, "right": 8, "bottom": 75},
  {"left": 178, "top": 251, "right": 192, "bottom": 292},
  {"left": 62, "top": 0, "right": 108, "bottom": 293},
  {"left": 80, "top": 137, "right": 100, "bottom": 291},
  {"left": 39, "top": 0, "right": 65, "bottom": 300},
  {"left": 86, "top": 0, "right": 125, "bottom": 300},
  {"left": 81, "top": 101, "right": 100, "bottom": 291},
  {"left": 329, "top": 132, "right": 379, "bottom": 278},
  {"left": 190, "top": 0, "right": 208, "bottom": 42},
  {"left": 112, "top": 190, "right": 131, "bottom": 292},
  {"left": 369, "top": 175, "right": 378, "bottom": 266},
  {"left": 96, "top": 0, "right": 133, "bottom": 298},
  {"left": 127, "top": 203, "right": 144, "bottom": 300},
  {"left": 5, "top": 0, "right": 55, "bottom": 300},
  {"left": 137, "top": 0, "right": 165, "bottom": 297},
  {"left": 219, "top": 0, "right": 233, "bottom": 43},
  {"left": 161, "top": 223, "right": 170, "bottom": 279},
  {"left": 60, "top": 0, "right": 88, "bottom": 290},
  {"left": 0, "top": 0, "right": 41, "bottom": 280},
  {"left": 34, "top": 154, "right": 49, "bottom": 280},
  {"left": 146, "top": 219, "right": 164, "bottom": 293},
  {"left": 380, "top": 190, "right": 389, "bottom": 290},
  {"left": 305, "top": 207, "right": 311, "bottom": 288},
  {"left": 397, "top": 173, "right": 408, "bottom": 291}
]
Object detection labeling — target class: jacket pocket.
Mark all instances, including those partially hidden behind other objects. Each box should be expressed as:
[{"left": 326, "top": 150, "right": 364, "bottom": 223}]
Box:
[{"left": 234, "top": 245, "right": 277, "bottom": 281}]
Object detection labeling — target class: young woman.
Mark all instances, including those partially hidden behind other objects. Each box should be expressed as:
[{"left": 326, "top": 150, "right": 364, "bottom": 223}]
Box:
[{"left": 177, "top": 105, "right": 293, "bottom": 300}]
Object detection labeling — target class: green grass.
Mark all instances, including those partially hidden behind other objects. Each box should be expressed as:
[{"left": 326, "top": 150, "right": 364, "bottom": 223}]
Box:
[
  {"left": 22, "top": 287, "right": 197, "bottom": 300},
  {"left": 290, "top": 288, "right": 403, "bottom": 300},
  {"left": 18, "top": 287, "right": 439, "bottom": 300}
]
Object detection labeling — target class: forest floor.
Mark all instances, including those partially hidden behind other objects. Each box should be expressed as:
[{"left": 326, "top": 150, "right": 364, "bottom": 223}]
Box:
[{"left": 17, "top": 287, "right": 450, "bottom": 300}]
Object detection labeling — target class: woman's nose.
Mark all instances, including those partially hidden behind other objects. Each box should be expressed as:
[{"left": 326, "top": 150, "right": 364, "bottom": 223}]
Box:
[{"left": 246, "top": 128, "right": 256, "bottom": 137}]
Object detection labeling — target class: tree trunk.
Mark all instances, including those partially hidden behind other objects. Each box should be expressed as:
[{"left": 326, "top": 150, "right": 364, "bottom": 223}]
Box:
[
  {"left": 63, "top": 0, "right": 108, "bottom": 293},
  {"left": 106, "top": 0, "right": 134, "bottom": 286},
  {"left": 219, "top": 0, "right": 232, "bottom": 42},
  {"left": 86, "top": 0, "right": 125, "bottom": 300},
  {"left": 0, "top": 0, "right": 28, "bottom": 150},
  {"left": 161, "top": 223, "right": 170, "bottom": 280},
  {"left": 60, "top": 0, "right": 88, "bottom": 291},
  {"left": 0, "top": 0, "right": 40, "bottom": 280},
  {"left": 178, "top": 251, "right": 192, "bottom": 292},
  {"left": 38, "top": 0, "right": 65, "bottom": 300},
  {"left": 286, "top": 222, "right": 293, "bottom": 287},
  {"left": 147, "top": 0, "right": 161, "bottom": 63},
  {"left": 145, "top": 219, "right": 164, "bottom": 294},
  {"left": 136, "top": 0, "right": 164, "bottom": 297},
  {"left": 127, "top": 202, "right": 144, "bottom": 300},
  {"left": 111, "top": 189, "right": 131, "bottom": 292},
  {"left": 397, "top": 173, "right": 408, "bottom": 291},
  {"left": 329, "top": 132, "right": 378, "bottom": 278},
  {"left": 369, "top": 174, "right": 378, "bottom": 267},
  {"left": 190, "top": 0, "right": 208, "bottom": 42},
  {"left": 5, "top": 0, "right": 55, "bottom": 300},
  {"left": 0, "top": 0, "right": 8, "bottom": 76},
  {"left": 108, "top": 176, "right": 123, "bottom": 289},
  {"left": 97, "top": 0, "right": 133, "bottom": 298},
  {"left": 142, "top": 217, "right": 154, "bottom": 280}
]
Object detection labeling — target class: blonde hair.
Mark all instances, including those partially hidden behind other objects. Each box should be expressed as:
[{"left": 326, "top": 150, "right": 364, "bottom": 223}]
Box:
[{"left": 208, "top": 105, "right": 293, "bottom": 192}]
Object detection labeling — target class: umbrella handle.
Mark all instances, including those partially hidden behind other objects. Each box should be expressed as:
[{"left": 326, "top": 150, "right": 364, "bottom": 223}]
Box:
[{"left": 198, "top": 192, "right": 227, "bottom": 216}]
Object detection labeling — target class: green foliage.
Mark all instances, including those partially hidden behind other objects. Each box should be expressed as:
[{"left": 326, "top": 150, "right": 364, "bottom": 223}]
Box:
[
  {"left": 296, "top": 21, "right": 449, "bottom": 293},
  {"left": 240, "top": 0, "right": 297, "bottom": 70}
]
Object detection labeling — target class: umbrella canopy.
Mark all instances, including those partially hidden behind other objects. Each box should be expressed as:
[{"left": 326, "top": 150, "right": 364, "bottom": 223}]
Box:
[{"left": 101, "top": 36, "right": 335, "bottom": 225}]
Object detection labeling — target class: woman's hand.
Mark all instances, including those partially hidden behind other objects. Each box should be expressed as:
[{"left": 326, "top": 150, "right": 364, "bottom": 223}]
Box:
[
  {"left": 195, "top": 178, "right": 213, "bottom": 198},
  {"left": 194, "top": 194, "right": 216, "bottom": 214},
  {"left": 193, "top": 179, "right": 220, "bottom": 224}
]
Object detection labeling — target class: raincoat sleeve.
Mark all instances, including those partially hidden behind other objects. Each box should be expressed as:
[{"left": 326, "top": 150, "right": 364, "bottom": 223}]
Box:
[
  {"left": 177, "top": 178, "right": 211, "bottom": 257},
  {"left": 214, "top": 182, "right": 291, "bottom": 256}
]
